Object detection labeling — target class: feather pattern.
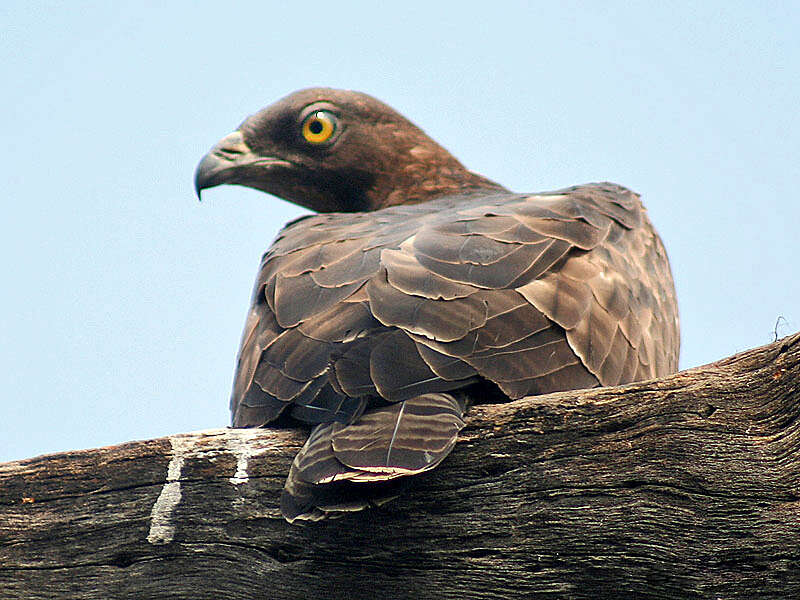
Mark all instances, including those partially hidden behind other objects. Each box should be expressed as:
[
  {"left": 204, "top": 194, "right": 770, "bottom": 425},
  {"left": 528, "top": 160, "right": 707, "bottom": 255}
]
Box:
[
  {"left": 229, "top": 184, "right": 680, "bottom": 519},
  {"left": 196, "top": 88, "right": 680, "bottom": 522}
]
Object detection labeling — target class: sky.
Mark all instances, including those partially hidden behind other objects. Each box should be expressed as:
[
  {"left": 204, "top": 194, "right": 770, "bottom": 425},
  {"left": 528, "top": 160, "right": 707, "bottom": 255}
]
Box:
[{"left": 1, "top": 2, "right": 798, "bottom": 462}]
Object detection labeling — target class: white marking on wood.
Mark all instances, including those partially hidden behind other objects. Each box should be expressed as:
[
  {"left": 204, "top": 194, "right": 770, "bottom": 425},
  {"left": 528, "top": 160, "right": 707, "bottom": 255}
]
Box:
[
  {"left": 226, "top": 429, "right": 273, "bottom": 486},
  {"left": 230, "top": 444, "right": 252, "bottom": 485},
  {"left": 147, "top": 436, "right": 194, "bottom": 545}
]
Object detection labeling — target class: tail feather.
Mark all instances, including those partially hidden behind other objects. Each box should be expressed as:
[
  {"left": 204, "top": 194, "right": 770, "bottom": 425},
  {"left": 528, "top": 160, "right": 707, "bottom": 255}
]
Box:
[{"left": 281, "top": 393, "right": 467, "bottom": 522}]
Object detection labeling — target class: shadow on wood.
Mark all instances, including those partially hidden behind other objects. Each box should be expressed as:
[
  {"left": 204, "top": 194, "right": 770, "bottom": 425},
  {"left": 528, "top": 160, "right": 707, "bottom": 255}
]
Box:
[{"left": 2, "top": 333, "right": 799, "bottom": 599}]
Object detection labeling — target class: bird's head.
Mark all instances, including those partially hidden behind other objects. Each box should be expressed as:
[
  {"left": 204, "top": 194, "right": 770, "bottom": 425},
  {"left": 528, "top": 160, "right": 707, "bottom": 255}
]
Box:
[{"left": 194, "top": 88, "right": 505, "bottom": 212}]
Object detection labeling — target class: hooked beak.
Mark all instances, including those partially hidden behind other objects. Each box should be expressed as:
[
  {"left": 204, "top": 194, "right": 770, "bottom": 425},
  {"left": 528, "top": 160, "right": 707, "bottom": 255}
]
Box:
[{"left": 194, "top": 130, "right": 290, "bottom": 199}]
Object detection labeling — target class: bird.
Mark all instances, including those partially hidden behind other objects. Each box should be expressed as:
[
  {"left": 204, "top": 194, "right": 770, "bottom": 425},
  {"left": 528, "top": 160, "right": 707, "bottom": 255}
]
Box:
[{"left": 194, "top": 88, "right": 680, "bottom": 523}]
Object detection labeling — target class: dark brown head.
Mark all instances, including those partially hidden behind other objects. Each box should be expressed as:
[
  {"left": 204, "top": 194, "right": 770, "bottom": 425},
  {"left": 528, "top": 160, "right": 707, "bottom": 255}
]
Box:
[{"left": 194, "top": 88, "right": 506, "bottom": 212}]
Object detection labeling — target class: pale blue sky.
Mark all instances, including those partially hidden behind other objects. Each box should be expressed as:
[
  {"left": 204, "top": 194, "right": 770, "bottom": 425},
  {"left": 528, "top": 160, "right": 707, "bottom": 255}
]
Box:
[{"left": 2, "top": 2, "right": 798, "bottom": 462}]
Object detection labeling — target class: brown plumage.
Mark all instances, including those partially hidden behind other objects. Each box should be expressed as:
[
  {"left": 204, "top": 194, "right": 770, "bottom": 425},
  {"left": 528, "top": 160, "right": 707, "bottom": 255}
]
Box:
[{"left": 195, "top": 88, "right": 680, "bottom": 523}]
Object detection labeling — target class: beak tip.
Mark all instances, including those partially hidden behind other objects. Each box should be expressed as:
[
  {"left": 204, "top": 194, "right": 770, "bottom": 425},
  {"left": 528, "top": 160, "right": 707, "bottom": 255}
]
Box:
[
  {"left": 193, "top": 130, "right": 251, "bottom": 200},
  {"left": 193, "top": 154, "right": 218, "bottom": 200},
  {"left": 194, "top": 168, "right": 205, "bottom": 201}
]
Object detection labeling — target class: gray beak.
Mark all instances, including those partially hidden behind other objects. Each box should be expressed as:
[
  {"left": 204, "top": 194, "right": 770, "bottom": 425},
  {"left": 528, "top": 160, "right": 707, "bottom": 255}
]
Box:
[
  {"left": 195, "top": 130, "right": 290, "bottom": 199},
  {"left": 194, "top": 131, "right": 254, "bottom": 199}
]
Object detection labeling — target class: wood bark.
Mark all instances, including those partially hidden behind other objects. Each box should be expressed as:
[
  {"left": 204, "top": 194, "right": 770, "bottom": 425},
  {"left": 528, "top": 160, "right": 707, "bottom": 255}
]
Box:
[{"left": 2, "top": 333, "right": 799, "bottom": 599}]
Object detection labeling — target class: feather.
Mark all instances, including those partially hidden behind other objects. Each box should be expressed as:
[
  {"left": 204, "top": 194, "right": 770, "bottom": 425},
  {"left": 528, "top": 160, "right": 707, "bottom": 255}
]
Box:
[{"left": 195, "top": 88, "right": 680, "bottom": 522}]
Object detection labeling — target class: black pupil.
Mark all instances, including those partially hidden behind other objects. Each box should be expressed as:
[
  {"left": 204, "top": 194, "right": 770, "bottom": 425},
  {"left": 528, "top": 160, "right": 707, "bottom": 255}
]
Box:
[{"left": 309, "top": 119, "right": 324, "bottom": 135}]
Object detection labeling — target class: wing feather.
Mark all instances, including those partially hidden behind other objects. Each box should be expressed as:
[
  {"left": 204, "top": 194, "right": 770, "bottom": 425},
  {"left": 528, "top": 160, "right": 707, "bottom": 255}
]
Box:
[{"left": 231, "top": 183, "right": 679, "bottom": 432}]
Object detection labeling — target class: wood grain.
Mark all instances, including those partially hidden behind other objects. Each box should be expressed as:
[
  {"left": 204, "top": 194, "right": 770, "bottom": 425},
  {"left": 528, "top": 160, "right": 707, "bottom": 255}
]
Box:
[{"left": 2, "top": 333, "right": 799, "bottom": 599}]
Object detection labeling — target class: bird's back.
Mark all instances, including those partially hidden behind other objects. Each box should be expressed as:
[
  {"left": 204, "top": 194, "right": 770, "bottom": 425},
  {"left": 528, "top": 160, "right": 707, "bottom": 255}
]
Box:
[{"left": 231, "top": 183, "right": 679, "bottom": 428}]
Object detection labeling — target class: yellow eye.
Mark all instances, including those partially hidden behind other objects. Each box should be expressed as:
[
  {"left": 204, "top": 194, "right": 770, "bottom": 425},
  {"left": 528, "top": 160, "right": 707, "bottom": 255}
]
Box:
[{"left": 301, "top": 111, "right": 337, "bottom": 144}]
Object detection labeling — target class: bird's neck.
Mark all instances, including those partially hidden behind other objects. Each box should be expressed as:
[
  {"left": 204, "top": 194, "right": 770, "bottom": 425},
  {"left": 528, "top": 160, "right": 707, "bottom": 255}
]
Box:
[{"left": 370, "top": 150, "right": 509, "bottom": 210}]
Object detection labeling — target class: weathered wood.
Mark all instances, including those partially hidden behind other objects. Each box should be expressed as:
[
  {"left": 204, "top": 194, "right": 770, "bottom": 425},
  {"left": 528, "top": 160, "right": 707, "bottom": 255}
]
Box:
[{"left": 2, "top": 333, "right": 799, "bottom": 599}]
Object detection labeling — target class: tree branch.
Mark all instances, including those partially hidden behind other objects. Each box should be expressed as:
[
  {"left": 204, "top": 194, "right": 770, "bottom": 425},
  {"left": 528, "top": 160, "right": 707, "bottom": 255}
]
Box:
[{"left": 2, "top": 333, "right": 800, "bottom": 599}]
